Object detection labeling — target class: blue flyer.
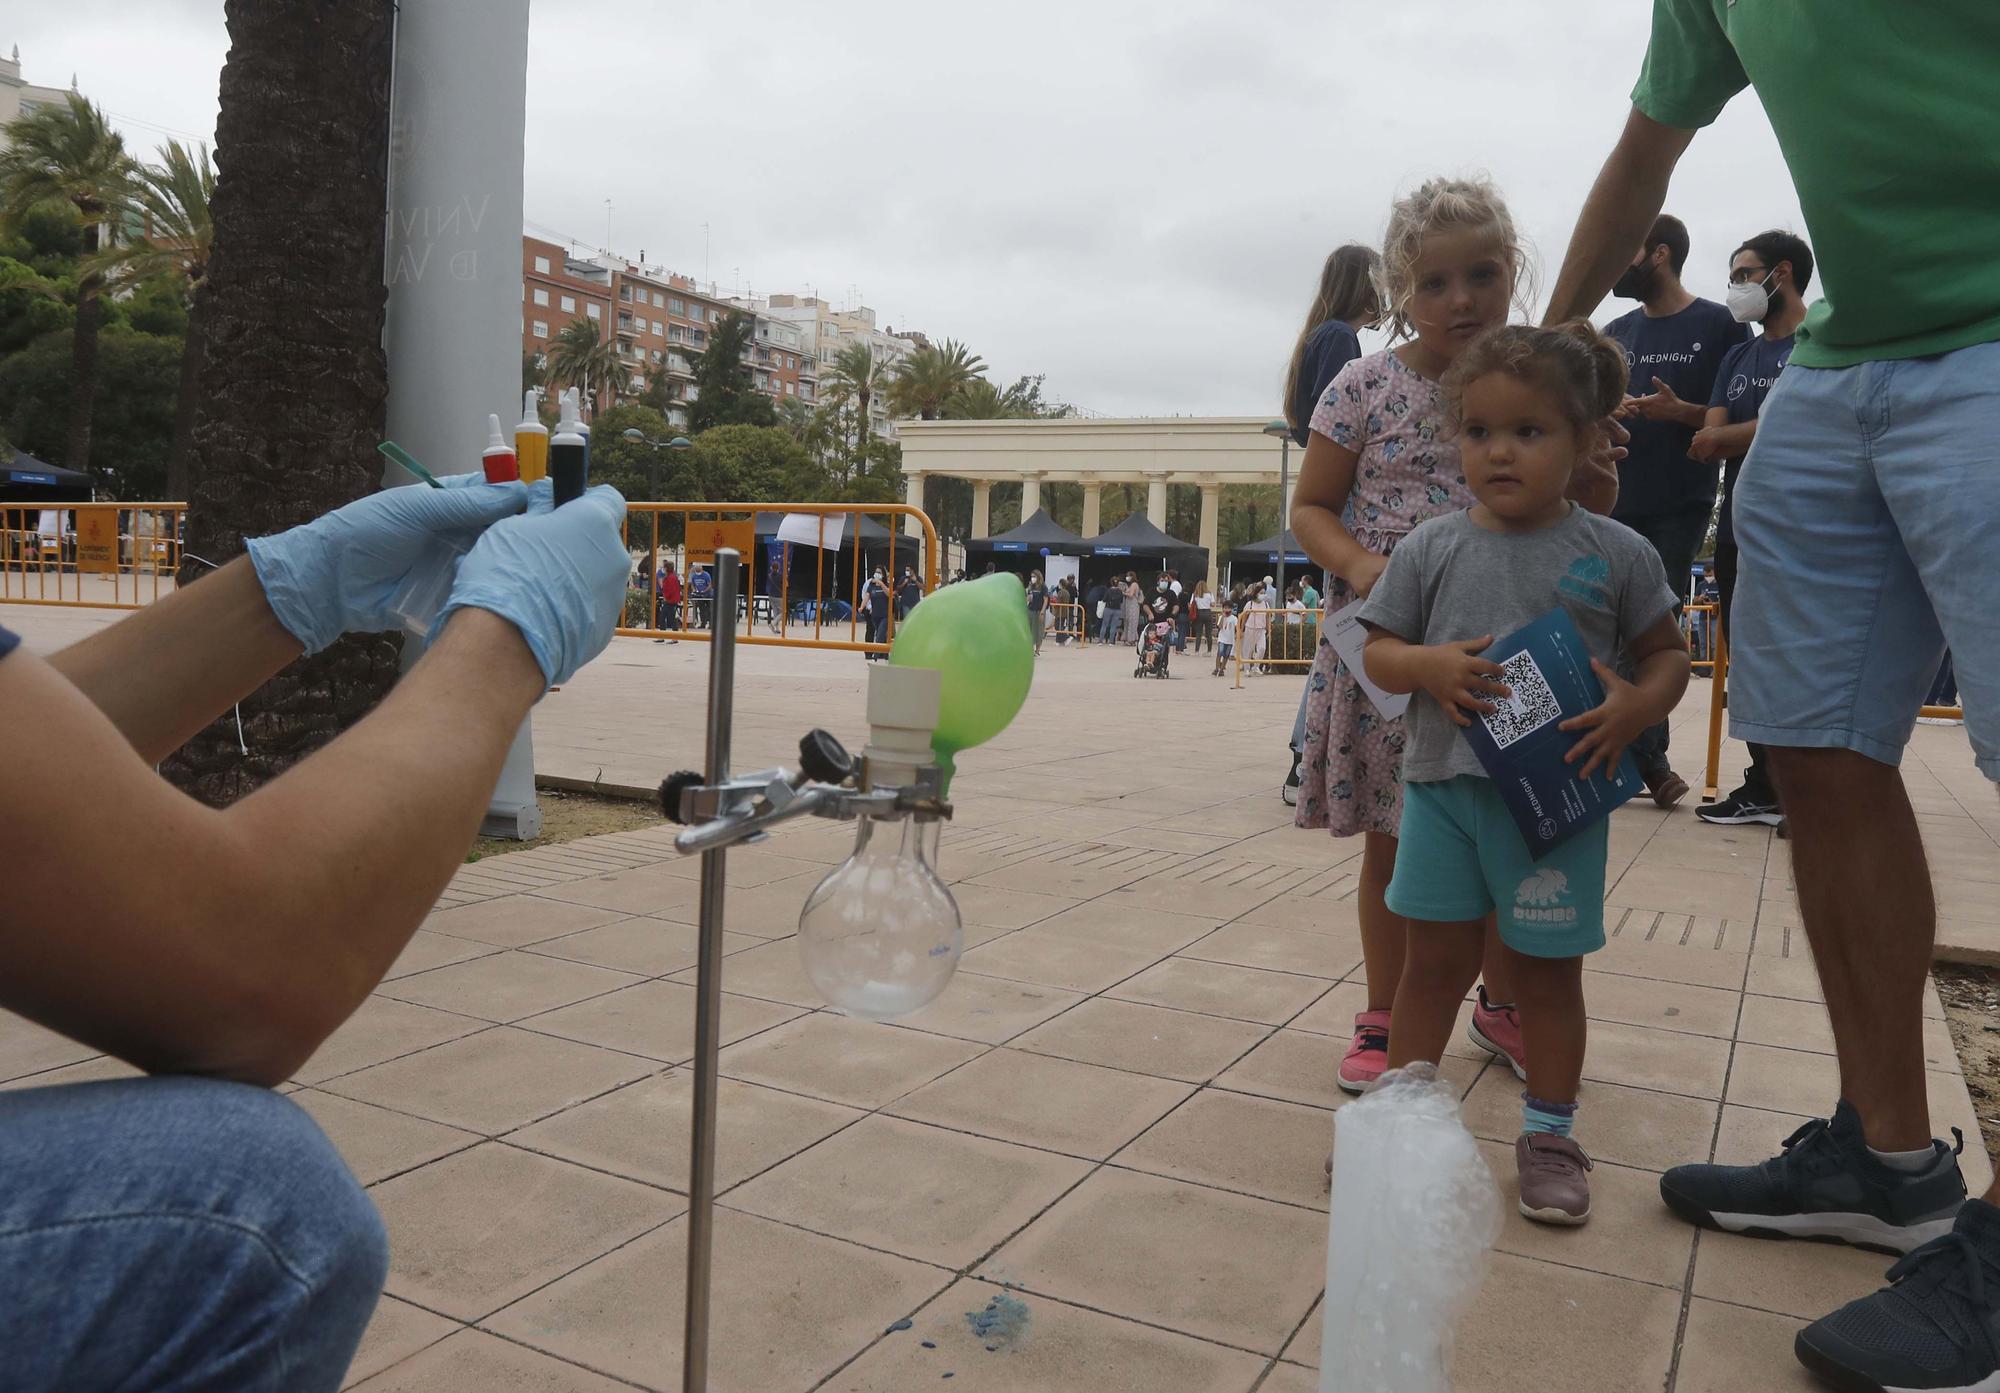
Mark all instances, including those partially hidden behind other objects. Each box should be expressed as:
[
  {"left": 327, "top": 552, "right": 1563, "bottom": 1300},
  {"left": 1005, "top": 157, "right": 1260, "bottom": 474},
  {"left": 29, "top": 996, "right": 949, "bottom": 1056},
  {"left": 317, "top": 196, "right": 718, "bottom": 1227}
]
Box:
[{"left": 1458, "top": 607, "right": 1640, "bottom": 859}]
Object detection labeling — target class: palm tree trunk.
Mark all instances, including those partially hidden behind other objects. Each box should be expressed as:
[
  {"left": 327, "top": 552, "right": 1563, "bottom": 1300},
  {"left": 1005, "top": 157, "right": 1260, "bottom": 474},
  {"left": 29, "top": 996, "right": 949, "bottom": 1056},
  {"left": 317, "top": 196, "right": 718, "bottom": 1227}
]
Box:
[
  {"left": 161, "top": 0, "right": 398, "bottom": 807},
  {"left": 68, "top": 263, "right": 102, "bottom": 478},
  {"left": 165, "top": 303, "right": 205, "bottom": 500}
]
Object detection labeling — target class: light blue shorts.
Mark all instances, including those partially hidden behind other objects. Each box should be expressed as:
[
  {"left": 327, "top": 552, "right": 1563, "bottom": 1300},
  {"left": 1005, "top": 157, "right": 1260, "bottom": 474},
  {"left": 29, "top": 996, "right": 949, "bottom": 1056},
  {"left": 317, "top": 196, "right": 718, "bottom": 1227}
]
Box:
[
  {"left": 1731, "top": 339, "right": 2000, "bottom": 778},
  {"left": 1385, "top": 776, "right": 1607, "bottom": 959}
]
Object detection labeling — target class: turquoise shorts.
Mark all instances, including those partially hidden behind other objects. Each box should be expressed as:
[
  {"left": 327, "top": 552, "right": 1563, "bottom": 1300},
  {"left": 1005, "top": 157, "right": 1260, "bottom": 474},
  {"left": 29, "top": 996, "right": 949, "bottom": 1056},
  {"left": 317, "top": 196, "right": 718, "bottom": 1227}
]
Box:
[{"left": 1384, "top": 776, "right": 1607, "bottom": 959}]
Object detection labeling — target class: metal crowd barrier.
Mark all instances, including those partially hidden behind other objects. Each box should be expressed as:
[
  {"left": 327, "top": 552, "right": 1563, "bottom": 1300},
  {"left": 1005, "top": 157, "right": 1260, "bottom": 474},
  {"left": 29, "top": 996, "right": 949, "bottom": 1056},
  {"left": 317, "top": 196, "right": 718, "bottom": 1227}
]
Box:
[
  {"left": 1685, "top": 599, "right": 1719, "bottom": 675},
  {"left": 1045, "top": 600, "right": 1086, "bottom": 646},
  {"left": 1234, "top": 607, "right": 1317, "bottom": 688},
  {"left": 1, "top": 504, "right": 186, "bottom": 610},
  {"left": 619, "top": 502, "right": 940, "bottom": 654}
]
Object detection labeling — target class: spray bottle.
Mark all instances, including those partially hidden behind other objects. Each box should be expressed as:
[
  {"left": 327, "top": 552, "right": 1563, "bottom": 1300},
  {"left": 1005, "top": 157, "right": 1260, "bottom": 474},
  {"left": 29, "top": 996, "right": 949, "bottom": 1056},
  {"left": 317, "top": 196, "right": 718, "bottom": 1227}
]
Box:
[
  {"left": 481, "top": 413, "right": 519, "bottom": 484},
  {"left": 550, "top": 389, "right": 588, "bottom": 506},
  {"left": 516, "top": 389, "right": 549, "bottom": 485}
]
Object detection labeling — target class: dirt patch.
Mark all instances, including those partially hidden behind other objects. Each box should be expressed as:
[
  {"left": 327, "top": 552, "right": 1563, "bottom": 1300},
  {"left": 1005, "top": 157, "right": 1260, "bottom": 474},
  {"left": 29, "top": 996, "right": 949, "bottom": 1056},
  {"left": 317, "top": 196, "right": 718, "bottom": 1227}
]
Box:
[
  {"left": 466, "top": 786, "right": 664, "bottom": 862},
  {"left": 1935, "top": 964, "right": 2000, "bottom": 1172}
]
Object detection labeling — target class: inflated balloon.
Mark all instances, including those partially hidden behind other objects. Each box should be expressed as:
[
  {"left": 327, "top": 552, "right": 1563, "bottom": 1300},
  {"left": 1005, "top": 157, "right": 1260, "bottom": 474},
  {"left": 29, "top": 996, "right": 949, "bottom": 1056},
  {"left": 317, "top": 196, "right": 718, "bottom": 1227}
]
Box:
[{"left": 890, "top": 573, "right": 1033, "bottom": 790}]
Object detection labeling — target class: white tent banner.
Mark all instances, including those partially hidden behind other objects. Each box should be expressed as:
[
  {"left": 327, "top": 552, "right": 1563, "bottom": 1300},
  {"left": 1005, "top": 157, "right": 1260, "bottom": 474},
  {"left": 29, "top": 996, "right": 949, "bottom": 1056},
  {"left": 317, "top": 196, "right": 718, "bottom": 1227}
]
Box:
[
  {"left": 1045, "top": 555, "right": 1080, "bottom": 589},
  {"left": 777, "top": 512, "right": 846, "bottom": 551}
]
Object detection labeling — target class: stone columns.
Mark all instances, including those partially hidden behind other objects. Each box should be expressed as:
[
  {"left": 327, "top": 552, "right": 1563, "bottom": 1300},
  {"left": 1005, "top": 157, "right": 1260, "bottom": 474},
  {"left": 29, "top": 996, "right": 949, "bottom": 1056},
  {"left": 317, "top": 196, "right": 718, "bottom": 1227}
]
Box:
[
  {"left": 1198, "top": 481, "right": 1221, "bottom": 575},
  {"left": 1021, "top": 472, "right": 1043, "bottom": 519},
  {"left": 1146, "top": 473, "right": 1168, "bottom": 526},
  {"left": 1082, "top": 481, "right": 1103, "bottom": 538},
  {"left": 970, "top": 479, "right": 991, "bottom": 539},
  {"left": 903, "top": 470, "right": 925, "bottom": 537}
]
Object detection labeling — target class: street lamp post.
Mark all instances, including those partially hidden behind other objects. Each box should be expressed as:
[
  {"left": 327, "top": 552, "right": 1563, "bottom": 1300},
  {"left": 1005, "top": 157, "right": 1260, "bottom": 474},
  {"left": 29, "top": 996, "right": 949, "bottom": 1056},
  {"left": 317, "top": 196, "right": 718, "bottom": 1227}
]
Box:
[
  {"left": 1262, "top": 420, "right": 1291, "bottom": 607},
  {"left": 622, "top": 428, "right": 693, "bottom": 501}
]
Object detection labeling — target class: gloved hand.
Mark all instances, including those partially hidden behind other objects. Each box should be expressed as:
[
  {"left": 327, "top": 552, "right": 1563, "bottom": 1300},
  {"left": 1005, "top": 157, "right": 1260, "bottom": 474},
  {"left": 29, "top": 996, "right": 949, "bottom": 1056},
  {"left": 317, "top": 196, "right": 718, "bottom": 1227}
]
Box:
[
  {"left": 435, "top": 480, "right": 630, "bottom": 686},
  {"left": 246, "top": 473, "right": 528, "bottom": 653}
]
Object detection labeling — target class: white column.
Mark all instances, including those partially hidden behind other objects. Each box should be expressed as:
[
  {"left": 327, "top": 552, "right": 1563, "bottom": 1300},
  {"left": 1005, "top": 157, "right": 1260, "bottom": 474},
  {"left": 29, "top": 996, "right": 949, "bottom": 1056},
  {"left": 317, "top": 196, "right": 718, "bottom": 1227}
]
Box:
[
  {"left": 903, "top": 470, "right": 925, "bottom": 537},
  {"left": 971, "top": 479, "right": 991, "bottom": 539},
  {"left": 385, "top": 0, "right": 540, "bottom": 839},
  {"left": 1021, "top": 472, "right": 1042, "bottom": 519},
  {"left": 1082, "top": 481, "right": 1102, "bottom": 538},
  {"left": 1198, "top": 482, "right": 1221, "bottom": 576},
  {"left": 1146, "top": 473, "right": 1168, "bottom": 526}
]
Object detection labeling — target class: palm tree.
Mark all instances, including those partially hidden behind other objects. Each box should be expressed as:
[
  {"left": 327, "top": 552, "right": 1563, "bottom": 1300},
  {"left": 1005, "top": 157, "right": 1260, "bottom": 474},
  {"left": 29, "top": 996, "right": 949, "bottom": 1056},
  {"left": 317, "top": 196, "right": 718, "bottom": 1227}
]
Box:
[
  {"left": 888, "top": 338, "right": 985, "bottom": 420},
  {"left": 91, "top": 139, "right": 215, "bottom": 498},
  {"left": 0, "top": 91, "right": 138, "bottom": 478},
  {"left": 945, "top": 378, "right": 1018, "bottom": 420},
  {"left": 162, "top": 0, "right": 400, "bottom": 806},
  {"left": 544, "top": 316, "right": 627, "bottom": 415},
  {"left": 820, "top": 340, "right": 893, "bottom": 459}
]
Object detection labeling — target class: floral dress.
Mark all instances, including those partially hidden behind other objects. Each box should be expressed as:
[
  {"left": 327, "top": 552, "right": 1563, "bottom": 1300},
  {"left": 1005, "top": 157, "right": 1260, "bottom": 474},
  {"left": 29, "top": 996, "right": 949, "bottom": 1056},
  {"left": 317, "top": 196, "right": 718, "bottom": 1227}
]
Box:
[{"left": 1296, "top": 349, "right": 1474, "bottom": 838}]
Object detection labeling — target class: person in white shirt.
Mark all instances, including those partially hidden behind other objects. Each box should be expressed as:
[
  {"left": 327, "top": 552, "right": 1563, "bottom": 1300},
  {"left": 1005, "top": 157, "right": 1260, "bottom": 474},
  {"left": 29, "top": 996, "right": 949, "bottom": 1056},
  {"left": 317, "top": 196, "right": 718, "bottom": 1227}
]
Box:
[{"left": 1213, "top": 605, "right": 1238, "bottom": 676}]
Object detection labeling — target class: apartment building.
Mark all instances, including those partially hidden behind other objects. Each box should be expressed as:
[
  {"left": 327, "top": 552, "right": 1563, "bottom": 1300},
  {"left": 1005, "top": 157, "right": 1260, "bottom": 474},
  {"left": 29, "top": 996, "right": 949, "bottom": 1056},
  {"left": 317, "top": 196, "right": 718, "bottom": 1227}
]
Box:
[
  {"left": 521, "top": 235, "right": 612, "bottom": 368},
  {"left": 758, "top": 294, "right": 925, "bottom": 440},
  {"left": 0, "top": 47, "right": 72, "bottom": 152}
]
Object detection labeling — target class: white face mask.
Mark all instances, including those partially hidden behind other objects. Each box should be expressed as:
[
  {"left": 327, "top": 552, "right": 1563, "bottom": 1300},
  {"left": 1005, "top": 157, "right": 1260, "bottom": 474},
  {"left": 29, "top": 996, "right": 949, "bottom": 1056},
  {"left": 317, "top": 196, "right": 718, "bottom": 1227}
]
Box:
[{"left": 1726, "top": 271, "right": 1775, "bottom": 324}]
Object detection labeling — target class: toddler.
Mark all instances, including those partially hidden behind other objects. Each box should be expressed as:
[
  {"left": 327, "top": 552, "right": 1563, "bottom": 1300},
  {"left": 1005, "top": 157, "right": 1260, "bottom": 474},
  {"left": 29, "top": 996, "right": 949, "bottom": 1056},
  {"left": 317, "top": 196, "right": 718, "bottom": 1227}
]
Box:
[
  {"left": 1361, "top": 322, "right": 1690, "bottom": 1225},
  {"left": 1213, "top": 604, "right": 1238, "bottom": 676}
]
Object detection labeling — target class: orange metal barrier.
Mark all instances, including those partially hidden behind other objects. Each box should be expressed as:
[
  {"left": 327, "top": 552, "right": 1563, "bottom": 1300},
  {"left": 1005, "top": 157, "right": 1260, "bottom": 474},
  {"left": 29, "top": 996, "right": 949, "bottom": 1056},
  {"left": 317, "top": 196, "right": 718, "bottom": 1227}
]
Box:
[
  {"left": 1234, "top": 607, "right": 1318, "bottom": 688},
  {"left": 1, "top": 503, "right": 185, "bottom": 610},
  {"left": 1685, "top": 600, "right": 1719, "bottom": 675},
  {"left": 1046, "top": 600, "right": 1085, "bottom": 645},
  {"left": 618, "top": 502, "right": 939, "bottom": 654}
]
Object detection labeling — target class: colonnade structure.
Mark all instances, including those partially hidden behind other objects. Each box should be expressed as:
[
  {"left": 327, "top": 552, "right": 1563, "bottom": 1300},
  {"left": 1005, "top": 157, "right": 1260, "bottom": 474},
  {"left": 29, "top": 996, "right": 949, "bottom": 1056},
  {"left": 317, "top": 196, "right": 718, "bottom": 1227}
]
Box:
[{"left": 896, "top": 417, "right": 1299, "bottom": 562}]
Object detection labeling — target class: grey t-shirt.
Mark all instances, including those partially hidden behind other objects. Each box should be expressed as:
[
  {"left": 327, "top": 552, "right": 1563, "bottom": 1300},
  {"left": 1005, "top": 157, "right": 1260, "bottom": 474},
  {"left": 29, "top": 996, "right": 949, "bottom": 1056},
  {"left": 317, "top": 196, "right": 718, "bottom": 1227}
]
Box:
[{"left": 1357, "top": 506, "right": 1676, "bottom": 782}]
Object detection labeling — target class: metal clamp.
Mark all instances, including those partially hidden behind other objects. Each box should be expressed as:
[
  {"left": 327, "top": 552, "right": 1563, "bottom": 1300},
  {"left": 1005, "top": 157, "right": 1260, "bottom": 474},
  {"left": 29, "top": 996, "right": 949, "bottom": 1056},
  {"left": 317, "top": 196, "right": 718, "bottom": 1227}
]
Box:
[{"left": 660, "top": 733, "right": 951, "bottom": 858}]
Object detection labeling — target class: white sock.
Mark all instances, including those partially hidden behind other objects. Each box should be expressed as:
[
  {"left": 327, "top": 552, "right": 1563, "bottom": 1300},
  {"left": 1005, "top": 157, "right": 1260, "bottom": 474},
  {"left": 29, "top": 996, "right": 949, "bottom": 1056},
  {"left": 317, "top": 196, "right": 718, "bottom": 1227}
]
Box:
[{"left": 1869, "top": 1143, "right": 1936, "bottom": 1174}]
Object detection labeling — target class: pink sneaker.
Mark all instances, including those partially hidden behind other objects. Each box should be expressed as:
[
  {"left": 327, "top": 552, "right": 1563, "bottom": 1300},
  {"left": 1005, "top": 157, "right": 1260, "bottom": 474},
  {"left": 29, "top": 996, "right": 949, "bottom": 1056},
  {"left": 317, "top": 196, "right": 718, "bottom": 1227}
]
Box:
[
  {"left": 1468, "top": 986, "right": 1527, "bottom": 1081},
  {"left": 1337, "top": 1009, "right": 1392, "bottom": 1095}
]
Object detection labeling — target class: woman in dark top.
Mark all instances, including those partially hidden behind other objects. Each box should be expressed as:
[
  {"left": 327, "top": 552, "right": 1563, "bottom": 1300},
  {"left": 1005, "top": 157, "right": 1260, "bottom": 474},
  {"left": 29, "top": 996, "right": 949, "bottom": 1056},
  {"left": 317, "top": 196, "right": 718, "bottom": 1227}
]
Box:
[
  {"left": 1281, "top": 243, "right": 1383, "bottom": 801},
  {"left": 1282, "top": 244, "right": 1385, "bottom": 448}
]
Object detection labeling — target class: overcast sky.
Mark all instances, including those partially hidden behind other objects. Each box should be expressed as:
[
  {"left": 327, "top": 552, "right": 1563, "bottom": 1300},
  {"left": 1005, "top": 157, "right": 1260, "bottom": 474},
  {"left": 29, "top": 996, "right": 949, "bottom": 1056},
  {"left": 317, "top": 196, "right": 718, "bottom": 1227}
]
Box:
[{"left": 15, "top": 1, "right": 1805, "bottom": 417}]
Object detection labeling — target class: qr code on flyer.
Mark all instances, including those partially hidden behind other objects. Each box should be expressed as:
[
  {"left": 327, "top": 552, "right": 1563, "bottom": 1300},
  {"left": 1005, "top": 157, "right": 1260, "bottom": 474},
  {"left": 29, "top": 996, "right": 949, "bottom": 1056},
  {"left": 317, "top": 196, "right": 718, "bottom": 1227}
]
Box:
[{"left": 1480, "top": 650, "right": 1563, "bottom": 750}]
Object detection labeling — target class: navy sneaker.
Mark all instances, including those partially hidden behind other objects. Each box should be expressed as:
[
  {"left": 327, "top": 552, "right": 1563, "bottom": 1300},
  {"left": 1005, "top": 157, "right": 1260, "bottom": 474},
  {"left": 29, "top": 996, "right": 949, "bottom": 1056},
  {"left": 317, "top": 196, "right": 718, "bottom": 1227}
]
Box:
[
  {"left": 1796, "top": 1201, "right": 2000, "bottom": 1392},
  {"left": 1660, "top": 1100, "right": 1966, "bottom": 1254}
]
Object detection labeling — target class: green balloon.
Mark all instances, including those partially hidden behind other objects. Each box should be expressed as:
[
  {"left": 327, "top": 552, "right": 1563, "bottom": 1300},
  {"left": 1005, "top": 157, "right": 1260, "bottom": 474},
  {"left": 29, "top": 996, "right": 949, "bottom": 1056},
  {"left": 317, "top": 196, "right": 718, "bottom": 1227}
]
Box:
[{"left": 890, "top": 573, "right": 1033, "bottom": 787}]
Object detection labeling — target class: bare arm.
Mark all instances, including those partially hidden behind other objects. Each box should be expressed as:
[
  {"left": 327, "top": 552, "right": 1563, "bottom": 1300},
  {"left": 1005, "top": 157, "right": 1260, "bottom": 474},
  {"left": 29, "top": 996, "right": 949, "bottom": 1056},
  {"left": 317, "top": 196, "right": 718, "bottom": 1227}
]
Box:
[
  {"left": 1543, "top": 107, "right": 1700, "bottom": 324},
  {"left": 0, "top": 607, "right": 544, "bottom": 1086},
  {"left": 1363, "top": 629, "right": 1508, "bottom": 725},
  {"left": 1292, "top": 432, "right": 1386, "bottom": 595},
  {"left": 1560, "top": 614, "right": 1692, "bottom": 779},
  {"left": 47, "top": 558, "right": 302, "bottom": 763}
]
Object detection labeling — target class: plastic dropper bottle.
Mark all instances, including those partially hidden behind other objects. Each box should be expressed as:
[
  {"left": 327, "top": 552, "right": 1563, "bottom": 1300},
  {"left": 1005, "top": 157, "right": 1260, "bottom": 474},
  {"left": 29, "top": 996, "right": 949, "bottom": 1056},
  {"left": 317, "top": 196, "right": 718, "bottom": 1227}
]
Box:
[
  {"left": 550, "top": 389, "right": 587, "bottom": 506},
  {"left": 515, "top": 389, "right": 549, "bottom": 485},
  {"left": 572, "top": 388, "right": 592, "bottom": 473},
  {"left": 481, "top": 413, "right": 519, "bottom": 483}
]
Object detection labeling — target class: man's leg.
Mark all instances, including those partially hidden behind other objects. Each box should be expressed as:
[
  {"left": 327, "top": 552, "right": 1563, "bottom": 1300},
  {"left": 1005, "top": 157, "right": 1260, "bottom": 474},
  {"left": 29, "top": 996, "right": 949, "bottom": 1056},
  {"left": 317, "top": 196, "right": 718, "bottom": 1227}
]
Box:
[
  {"left": 1771, "top": 746, "right": 1935, "bottom": 1150},
  {"left": 0, "top": 1076, "right": 388, "bottom": 1392},
  {"left": 1705, "top": 535, "right": 1778, "bottom": 814}
]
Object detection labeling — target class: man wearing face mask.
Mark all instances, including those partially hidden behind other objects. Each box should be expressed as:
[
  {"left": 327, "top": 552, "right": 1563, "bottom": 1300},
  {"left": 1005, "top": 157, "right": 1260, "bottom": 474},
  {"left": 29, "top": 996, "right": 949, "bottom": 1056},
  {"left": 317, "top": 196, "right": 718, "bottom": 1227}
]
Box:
[
  {"left": 1601, "top": 213, "right": 1751, "bottom": 807},
  {"left": 1691, "top": 230, "right": 1811, "bottom": 830}
]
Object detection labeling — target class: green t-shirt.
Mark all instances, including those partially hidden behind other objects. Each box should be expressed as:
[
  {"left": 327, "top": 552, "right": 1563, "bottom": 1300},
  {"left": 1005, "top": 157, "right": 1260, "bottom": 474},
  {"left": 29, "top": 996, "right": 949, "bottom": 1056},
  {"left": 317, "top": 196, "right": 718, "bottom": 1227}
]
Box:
[{"left": 1632, "top": 1, "right": 2000, "bottom": 368}]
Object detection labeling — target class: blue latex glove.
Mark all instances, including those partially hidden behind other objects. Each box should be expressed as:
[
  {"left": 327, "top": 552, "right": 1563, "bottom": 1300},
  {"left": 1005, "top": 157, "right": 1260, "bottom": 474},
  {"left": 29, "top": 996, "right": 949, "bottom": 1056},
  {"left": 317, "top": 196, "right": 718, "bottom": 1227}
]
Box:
[
  {"left": 246, "top": 473, "right": 528, "bottom": 653},
  {"left": 435, "top": 480, "right": 630, "bottom": 686}
]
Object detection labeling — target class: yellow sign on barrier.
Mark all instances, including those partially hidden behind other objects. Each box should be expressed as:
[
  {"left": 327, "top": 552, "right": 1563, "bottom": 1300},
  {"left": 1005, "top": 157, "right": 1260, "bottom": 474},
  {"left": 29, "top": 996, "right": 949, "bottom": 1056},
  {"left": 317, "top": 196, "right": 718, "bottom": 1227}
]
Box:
[
  {"left": 74, "top": 510, "right": 118, "bottom": 574},
  {"left": 686, "top": 519, "right": 755, "bottom": 569}
]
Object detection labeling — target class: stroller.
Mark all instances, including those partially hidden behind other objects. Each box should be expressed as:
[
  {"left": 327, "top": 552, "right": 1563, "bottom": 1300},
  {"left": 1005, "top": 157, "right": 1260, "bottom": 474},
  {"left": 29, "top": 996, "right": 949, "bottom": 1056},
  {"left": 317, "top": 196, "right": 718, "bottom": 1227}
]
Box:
[{"left": 1134, "top": 620, "right": 1173, "bottom": 679}]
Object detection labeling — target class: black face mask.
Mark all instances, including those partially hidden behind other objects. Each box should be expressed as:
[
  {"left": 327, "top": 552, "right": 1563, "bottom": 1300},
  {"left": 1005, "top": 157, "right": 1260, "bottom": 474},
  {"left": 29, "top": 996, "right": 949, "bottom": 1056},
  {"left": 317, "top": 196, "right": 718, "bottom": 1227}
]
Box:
[{"left": 1611, "top": 260, "right": 1657, "bottom": 302}]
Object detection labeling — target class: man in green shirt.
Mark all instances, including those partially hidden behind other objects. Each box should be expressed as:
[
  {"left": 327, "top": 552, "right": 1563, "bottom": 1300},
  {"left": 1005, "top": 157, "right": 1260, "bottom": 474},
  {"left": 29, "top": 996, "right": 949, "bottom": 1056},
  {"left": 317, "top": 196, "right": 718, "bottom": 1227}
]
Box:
[{"left": 1545, "top": 4, "right": 2000, "bottom": 1388}]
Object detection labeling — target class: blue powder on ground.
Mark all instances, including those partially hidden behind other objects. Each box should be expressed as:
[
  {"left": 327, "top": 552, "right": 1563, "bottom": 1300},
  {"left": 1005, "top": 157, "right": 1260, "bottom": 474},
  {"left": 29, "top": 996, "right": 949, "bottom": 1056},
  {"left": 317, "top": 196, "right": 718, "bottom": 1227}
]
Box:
[
  {"left": 885, "top": 1318, "right": 913, "bottom": 1333},
  {"left": 964, "top": 1292, "right": 1031, "bottom": 1351}
]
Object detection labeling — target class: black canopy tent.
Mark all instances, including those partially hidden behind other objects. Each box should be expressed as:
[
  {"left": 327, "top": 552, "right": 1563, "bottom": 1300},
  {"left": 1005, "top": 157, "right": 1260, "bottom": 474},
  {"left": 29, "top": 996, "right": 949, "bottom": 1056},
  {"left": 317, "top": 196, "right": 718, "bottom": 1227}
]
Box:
[
  {"left": 1227, "top": 528, "right": 1321, "bottom": 586},
  {"left": 0, "top": 453, "right": 94, "bottom": 506},
  {"left": 1083, "top": 511, "right": 1208, "bottom": 586},
  {"left": 962, "top": 509, "right": 1088, "bottom": 576}
]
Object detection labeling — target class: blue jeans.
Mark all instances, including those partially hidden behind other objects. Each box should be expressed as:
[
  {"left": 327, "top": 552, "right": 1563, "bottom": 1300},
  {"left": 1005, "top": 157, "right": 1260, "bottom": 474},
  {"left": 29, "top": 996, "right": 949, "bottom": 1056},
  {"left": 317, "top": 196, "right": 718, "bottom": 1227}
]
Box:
[
  {"left": 1099, "top": 609, "right": 1122, "bottom": 644},
  {"left": 0, "top": 1076, "right": 388, "bottom": 1391},
  {"left": 1733, "top": 339, "right": 2000, "bottom": 777}
]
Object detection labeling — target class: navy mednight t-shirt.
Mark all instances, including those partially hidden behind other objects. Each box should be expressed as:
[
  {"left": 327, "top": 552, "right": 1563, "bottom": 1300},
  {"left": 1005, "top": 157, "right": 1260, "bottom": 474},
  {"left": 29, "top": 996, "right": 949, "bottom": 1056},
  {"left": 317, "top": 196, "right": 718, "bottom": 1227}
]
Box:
[
  {"left": 1602, "top": 298, "right": 1748, "bottom": 519},
  {"left": 1708, "top": 331, "right": 1795, "bottom": 547}
]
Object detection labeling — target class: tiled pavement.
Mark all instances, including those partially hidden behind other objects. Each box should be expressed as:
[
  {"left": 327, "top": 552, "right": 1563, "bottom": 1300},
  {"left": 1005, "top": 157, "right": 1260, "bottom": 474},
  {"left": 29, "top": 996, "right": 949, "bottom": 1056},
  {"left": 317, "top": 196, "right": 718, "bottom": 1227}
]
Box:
[{"left": 7, "top": 610, "right": 2000, "bottom": 1391}]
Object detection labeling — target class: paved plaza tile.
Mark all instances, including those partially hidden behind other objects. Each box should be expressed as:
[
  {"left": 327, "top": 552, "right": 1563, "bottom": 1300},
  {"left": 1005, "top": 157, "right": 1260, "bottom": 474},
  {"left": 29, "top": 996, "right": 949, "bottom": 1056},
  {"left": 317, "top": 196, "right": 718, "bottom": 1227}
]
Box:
[{"left": 7, "top": 609, "right": 2000, "bottom": 1390}]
